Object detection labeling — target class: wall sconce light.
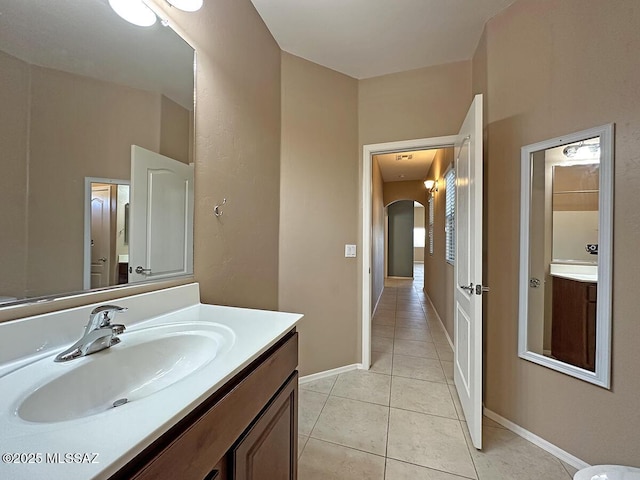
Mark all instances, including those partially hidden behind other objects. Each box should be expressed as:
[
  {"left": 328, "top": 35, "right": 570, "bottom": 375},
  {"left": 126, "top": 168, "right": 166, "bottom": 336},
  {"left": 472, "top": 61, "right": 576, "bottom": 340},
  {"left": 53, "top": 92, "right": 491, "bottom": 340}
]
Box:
[
  {"left": 109, "top": 0, "right": 203, "bottom": 27},
  {"left": 424, "top": 180, "right": 438, "bottom": 192},
  {"left": 562, "top": 141, "right": 600, "bottom": 159}
]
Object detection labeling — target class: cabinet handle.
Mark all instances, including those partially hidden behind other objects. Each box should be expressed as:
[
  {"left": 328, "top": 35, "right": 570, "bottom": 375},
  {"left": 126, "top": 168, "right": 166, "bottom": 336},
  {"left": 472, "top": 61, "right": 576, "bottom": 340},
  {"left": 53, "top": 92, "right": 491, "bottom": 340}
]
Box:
[{"left": 203, "top": 470, "right": 219, "bottom": 480}]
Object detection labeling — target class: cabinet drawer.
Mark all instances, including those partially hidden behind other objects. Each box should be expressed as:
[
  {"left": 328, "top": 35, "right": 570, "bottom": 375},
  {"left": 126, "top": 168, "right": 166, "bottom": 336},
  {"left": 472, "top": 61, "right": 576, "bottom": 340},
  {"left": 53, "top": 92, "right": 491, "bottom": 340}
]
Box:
[{"left": 121, "top": 330, "right": 298, "bottom": 480}]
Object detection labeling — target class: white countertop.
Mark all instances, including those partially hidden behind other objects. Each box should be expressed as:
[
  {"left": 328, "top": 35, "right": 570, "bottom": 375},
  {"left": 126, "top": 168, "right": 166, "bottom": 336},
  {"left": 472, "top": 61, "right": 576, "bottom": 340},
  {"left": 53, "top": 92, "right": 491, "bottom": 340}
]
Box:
[
  {"left": 0, "top": 283, "right": 302, "bottom": 479},
  {"left": 549, "top": 263, "right": 598, "bottom": 283}
]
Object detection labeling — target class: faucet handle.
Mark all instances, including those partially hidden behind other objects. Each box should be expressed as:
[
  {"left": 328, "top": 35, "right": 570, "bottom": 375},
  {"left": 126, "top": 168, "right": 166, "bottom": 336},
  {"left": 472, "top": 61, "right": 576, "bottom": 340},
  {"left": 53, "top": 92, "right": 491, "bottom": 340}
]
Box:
[{"left": 88, "top": 305, "right": 128, "bottom": 329}]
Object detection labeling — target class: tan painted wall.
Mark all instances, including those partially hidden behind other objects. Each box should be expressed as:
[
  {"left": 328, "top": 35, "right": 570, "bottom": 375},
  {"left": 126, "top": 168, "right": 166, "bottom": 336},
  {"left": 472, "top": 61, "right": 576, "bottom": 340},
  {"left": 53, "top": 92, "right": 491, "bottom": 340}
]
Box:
[
  {"left": 359, "top": 61, "right": 472, "bottom": 146},
  {"left": 423, "top": 148, "right": 455, "bottom": 338},
  {"left": 280, "top": 53, "right": 359, "bottom": 375},
  {"left": 166, "top": 0, "right": 282, "bottom": 311},
  {"left": 477, "top": 0, "right": 640, "bottom": 466},
  {"left": 371, "top": 157, "right": 385, "bottom": 311},
  {"left": 26, "top": 65, "right": 161, "bottom": 298},
  {"left": 160, "top": 95, "right": 191, "bottom": 164},
  {"left": 0, "top": 51, "right": 29, "bottom": 300},
  {"left": 383, "top": 180, "right": 427, "bottom": 207}
]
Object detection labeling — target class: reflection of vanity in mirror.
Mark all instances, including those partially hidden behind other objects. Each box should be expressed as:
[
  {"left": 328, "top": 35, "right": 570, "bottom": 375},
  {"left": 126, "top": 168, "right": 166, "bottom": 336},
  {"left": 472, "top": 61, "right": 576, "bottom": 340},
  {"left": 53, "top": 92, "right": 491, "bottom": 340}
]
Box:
[
  {"left": 519, "top": 124, "right": 613, "bottom": 388},
  {"left": 0, "top": 0, "right": 195, "bottom": 306}
]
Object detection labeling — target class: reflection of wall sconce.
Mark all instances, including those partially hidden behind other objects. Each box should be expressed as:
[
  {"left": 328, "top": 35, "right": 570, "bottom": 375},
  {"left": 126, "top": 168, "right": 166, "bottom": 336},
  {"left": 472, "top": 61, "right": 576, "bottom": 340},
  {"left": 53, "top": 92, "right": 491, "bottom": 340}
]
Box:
[
  {"left": 563, "top": 141, "right": 600, "bottom": 159},
  {"left": 424, "top": 179, "right": 438, "bottom": 193}
]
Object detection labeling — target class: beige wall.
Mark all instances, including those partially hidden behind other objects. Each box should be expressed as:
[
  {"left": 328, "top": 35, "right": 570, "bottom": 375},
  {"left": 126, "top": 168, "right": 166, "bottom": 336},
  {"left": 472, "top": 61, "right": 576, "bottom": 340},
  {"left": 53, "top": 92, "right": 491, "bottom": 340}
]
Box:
[
  {"left": 478, "top": 0, "right": 640, "bottom": 466},
  {"left": 383, "top": 180, "right": 427, "bottom": 207},
  {"left": 280, "top": 53, "right": 359, "bottom": 375},
  {"left": 371, "top": 158, "right": 385, "bottom": 311},
  {"left": 359, "top": 61, "right": 472, "bottom": 146},
  {"left": 26, "top": 65, "right": 161, "bottom": 298},
  {"left": 423, "top": 148, "right": 455, "bottom": 338},
  {"left": 168, "top": 0, "right": 282, "bottom": 311},
  {"left": 0, "top": 51, "right": 29, "bottom": 300},
  {"left": 160, "top": 95, "right": 191, "bottom": 164}
]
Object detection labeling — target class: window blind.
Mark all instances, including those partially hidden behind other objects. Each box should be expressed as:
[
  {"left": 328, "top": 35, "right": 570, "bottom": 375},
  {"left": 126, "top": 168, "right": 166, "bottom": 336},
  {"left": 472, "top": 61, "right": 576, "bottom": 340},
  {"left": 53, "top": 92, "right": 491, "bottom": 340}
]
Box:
[{"left": 445, "top": 168, "right": 456, "bottom": 264}]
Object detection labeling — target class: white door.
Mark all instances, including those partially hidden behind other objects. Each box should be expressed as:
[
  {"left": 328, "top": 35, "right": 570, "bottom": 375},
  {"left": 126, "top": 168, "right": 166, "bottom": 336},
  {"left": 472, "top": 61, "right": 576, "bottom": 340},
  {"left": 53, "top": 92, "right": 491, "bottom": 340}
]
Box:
[
  {"left": 129, "top": 146, "right": 194, "bottom": 283},
  {"left": 90, "top": 185, "right": 111, "bottom": 288},
  {"left": 453, "top": 94, "right": 484, "bottom": 450}
]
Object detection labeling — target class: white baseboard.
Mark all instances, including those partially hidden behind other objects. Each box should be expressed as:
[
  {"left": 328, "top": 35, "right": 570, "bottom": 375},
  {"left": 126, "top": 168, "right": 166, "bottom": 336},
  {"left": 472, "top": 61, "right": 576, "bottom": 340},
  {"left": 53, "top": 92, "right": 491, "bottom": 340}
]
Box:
[
  {"left": 424, "top": 293, "right": 454, "bottom": 350},
  {"left": 483, "top": 408, "right": 590, "bottom": 470},
  {"left": 372, "top": 291, "right": 383, "bottom": 317},
  {"left": 299, "top": 364, "right": 363, "bottom": 384}
]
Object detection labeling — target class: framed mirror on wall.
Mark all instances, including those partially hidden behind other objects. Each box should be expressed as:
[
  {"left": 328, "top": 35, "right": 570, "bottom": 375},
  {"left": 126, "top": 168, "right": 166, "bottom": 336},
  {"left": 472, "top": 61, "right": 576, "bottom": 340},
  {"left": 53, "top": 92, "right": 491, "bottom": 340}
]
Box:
[
  {"left": 518, "top": 124, "right": 614, "bottom": 388},
  {"left": 0, "top": 0, "right": 195, "bottom": 307}
]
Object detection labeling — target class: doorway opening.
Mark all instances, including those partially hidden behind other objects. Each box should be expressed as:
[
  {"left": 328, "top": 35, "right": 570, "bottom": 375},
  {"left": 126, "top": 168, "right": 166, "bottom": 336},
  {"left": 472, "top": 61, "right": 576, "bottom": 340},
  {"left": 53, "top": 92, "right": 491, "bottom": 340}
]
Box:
[
  {"left": 83, "top": 178, "right": 130, "bottom": 290},
  {"left": 384, "top": 200, "right": 427, "bottom": 280},
  {"left": 363, "top": 137, "right": 457, "bottom": 370}
]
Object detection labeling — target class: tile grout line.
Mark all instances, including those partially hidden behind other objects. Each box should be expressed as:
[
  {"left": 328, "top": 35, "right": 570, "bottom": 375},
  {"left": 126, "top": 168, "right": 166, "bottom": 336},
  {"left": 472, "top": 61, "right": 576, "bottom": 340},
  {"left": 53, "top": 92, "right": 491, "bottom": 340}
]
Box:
[{"left": 303, "top": 376, "right": 336, "bottom": 447}]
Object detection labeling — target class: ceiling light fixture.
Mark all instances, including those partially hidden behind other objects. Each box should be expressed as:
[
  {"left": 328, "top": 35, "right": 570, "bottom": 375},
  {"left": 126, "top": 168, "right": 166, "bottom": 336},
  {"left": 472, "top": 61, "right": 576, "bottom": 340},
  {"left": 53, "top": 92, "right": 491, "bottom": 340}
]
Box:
[
  {"left": 166, "top": 0, "right": 204, "bottom": 12},
  {"left": 109, "top": 0, "right": 203, "bottom": 27},
  {"left": 108, "top": 0, "right": 157, "bottom": 27}
]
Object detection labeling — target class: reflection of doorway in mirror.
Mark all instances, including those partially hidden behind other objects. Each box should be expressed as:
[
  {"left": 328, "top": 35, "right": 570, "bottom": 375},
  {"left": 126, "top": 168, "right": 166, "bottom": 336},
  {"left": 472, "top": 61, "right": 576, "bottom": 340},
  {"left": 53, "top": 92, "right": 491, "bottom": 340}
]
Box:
[
  {"left": 90, "top": 184, "right": 112, "bottom": 289},
  {"left": 85, "top": 180, "right": 130, "bottom": 290}
]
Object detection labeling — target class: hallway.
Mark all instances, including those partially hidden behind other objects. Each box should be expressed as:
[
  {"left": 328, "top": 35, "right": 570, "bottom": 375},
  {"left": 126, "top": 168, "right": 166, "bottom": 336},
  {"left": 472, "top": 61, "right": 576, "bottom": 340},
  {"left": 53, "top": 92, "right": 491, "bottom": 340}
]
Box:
[{"left": 298, "top": 265, "right": 577, "bottom": 479}]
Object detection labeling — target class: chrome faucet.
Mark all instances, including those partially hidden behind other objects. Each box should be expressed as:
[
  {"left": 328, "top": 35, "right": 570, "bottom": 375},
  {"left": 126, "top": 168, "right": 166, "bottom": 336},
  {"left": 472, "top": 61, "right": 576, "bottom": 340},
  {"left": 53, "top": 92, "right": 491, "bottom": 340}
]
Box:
[{"left": 54, "top": 305, "right": 127, "bottom": 362}]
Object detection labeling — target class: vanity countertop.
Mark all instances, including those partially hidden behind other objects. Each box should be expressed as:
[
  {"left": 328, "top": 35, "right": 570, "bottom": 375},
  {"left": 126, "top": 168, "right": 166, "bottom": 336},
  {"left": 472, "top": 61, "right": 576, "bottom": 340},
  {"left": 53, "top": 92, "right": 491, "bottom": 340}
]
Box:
[
  {"left": 549, "top": 263, "right": 597, "bottom": 283},
  {"left": 0, "top": 284, "right": 302, "bottom": 480},
  {"left": 550, "top": 272, "right": 597, "bottom": 283}
]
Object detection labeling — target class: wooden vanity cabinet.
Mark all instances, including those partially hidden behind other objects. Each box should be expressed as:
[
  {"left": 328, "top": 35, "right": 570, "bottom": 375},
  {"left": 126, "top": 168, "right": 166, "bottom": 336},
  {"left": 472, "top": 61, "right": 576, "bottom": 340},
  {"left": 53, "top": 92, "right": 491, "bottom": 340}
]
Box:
[
  {"left": 111, "top": 330, "right": 298, "bottom": 480},
  {"left": 551, "top": 277, "right": 596, "bottom": 371}
]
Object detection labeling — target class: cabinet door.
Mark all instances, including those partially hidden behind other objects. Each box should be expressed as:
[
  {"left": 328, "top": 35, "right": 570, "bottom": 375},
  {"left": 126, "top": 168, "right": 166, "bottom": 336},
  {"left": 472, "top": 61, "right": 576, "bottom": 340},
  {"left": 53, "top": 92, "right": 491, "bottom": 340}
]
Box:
[{"left": 232, "top": 372, "right": 298, "bottom": 480}]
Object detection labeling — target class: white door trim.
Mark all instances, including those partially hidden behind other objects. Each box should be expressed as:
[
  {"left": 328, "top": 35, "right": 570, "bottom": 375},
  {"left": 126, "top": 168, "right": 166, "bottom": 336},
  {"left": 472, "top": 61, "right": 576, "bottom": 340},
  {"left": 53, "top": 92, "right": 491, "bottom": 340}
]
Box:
[
  {"left": 83, "top": 177, "right": 130, "bottom": 290},
  {"left": 361, "top": 136, "right": 458, "bottom": 369}
]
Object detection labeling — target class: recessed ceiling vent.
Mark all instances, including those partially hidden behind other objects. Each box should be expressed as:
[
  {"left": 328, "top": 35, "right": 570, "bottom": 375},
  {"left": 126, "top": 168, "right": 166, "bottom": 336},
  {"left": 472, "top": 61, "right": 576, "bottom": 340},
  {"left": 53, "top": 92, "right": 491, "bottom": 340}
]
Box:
[{"left": 396, "top": 154, "right": 413, "bottom": 161}]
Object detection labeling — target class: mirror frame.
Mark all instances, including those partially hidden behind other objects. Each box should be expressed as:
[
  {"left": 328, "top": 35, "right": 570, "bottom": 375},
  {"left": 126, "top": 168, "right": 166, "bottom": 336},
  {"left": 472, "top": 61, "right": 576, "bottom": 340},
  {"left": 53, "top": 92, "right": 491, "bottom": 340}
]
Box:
[{"left": 518, "top": 124, "right": 614, "bottom": 388}]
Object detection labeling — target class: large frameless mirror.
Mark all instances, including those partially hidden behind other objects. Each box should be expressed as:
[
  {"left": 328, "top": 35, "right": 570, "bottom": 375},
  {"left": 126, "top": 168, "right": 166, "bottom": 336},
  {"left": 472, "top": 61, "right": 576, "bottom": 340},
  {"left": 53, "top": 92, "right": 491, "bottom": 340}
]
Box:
[
  {"left": 0, "top": 0, "right": 195, "bottom": 307},
  {"left": 518, "top": 124, "right": 613, "bottom": 388}
]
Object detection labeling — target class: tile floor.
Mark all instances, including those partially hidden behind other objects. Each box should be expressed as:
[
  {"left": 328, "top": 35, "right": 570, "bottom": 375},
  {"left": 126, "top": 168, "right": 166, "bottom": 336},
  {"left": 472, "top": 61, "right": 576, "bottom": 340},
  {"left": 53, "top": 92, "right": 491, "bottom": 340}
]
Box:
[{"left": 298, "top": 264, "right": 578, "bottom": 480}]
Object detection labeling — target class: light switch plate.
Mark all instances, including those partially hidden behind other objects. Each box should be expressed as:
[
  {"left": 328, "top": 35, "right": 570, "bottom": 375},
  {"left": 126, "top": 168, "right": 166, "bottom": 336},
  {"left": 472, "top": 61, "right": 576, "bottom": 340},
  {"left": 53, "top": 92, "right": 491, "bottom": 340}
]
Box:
[{"left": 345, "top": 244, "right": 357, "bottom": 258}]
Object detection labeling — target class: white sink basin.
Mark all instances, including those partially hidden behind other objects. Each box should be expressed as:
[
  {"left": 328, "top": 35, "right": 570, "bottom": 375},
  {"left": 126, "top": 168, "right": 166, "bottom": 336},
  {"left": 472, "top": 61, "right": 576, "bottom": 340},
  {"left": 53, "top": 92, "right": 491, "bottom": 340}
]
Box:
[{"left": 11, "top": 322, "right": 235, "bottom": 424}]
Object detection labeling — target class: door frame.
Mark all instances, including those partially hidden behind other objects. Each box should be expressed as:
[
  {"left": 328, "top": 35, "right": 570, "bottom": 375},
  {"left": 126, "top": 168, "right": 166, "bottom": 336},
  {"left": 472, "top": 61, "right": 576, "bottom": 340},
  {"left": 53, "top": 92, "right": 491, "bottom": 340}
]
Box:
[
  {"left": 83, "top": 177, "right": 130, "bottom": 290},
  {"left": 361, "top": 136, "right": 457, "bottom": 369}
]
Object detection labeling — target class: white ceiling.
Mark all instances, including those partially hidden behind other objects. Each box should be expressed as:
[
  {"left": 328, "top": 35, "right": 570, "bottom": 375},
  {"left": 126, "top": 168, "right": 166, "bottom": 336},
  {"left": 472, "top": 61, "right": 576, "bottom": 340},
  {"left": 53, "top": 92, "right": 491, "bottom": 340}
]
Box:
[
  {"left": 375, "top": 149, "right": 438, "bottom": 183},
  {"left": 250, "top": 0, "right": 516, "bottom": 79}
]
